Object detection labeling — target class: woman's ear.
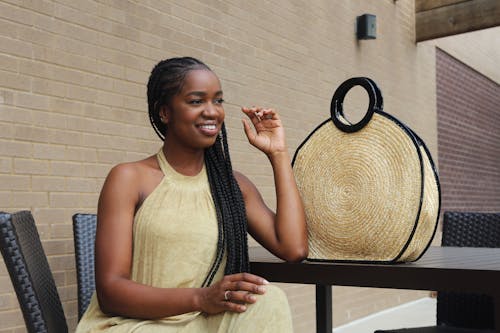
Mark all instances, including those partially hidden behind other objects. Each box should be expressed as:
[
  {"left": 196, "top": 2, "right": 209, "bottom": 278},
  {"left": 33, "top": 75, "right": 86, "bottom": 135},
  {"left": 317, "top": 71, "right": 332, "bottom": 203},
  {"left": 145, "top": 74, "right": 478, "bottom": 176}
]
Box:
[{"left": 159, "top": 105, "right": 170, "bottom": 124}]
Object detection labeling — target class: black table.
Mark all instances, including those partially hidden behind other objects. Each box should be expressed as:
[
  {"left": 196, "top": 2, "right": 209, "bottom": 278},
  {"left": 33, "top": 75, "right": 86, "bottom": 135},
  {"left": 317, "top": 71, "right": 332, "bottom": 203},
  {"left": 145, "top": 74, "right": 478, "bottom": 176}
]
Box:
[{"left": 249, "top": 246, "right": 500, "bottom": 333}]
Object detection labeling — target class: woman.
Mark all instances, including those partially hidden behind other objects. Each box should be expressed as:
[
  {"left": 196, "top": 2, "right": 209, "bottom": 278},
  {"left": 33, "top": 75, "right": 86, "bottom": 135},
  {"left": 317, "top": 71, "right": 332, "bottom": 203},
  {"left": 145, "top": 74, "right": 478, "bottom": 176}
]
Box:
[{"left": 76, "top": 57, "right": 307, "bottom": 332}]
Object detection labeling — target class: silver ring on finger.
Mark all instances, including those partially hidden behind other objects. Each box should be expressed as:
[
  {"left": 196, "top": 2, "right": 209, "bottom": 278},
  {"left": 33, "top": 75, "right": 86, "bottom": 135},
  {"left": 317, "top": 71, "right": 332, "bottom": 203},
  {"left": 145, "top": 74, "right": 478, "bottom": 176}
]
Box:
[{"left": 224, "top": 290, "right": 231, "bottom": 301}]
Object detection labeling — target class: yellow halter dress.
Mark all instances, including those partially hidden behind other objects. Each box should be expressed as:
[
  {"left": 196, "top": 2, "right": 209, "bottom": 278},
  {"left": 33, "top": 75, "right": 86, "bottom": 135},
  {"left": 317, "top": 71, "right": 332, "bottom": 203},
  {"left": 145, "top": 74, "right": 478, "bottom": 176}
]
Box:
[{"left": 75, "top": 149, "right": 292, "bottom": 332}]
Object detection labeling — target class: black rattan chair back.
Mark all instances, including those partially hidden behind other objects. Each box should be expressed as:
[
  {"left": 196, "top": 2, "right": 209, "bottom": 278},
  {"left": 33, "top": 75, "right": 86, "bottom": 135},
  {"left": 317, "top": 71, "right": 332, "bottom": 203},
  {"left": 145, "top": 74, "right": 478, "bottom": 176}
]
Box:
[
  {"left": 0, "top": 211, "right": 68, "bottom": 333},
  {"left": 437, "top": 211, "right": 500, "bottom": 329},
  {"left": 72, "top": 213, "right": 97, "bottom": 320},
  {"left": 374, "top": 211, "right": 499, "bottom": 333}
]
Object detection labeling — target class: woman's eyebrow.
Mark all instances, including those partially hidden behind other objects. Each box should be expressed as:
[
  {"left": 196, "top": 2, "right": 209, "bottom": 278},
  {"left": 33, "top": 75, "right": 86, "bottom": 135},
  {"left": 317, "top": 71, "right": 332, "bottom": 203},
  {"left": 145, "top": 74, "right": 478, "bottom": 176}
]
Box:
[{"left": 186, "top": 90, "right": 223, "bottom": 97}]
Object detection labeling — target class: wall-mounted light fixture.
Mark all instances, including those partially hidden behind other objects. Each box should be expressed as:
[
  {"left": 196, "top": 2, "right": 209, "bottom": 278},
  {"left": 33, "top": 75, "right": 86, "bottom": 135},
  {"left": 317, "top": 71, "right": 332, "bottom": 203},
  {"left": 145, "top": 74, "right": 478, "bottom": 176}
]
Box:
[{"left": 356, "top": 14, "right": 376, "bottom": 40}]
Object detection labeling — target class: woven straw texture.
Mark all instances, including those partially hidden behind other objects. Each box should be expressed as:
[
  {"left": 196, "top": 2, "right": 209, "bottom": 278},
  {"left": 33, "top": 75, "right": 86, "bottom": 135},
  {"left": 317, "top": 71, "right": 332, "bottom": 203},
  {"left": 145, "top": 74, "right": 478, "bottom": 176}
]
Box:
[
  {"left": 0, "top": 211, "right": 68, "bottom": 333},
  {"left": 293, "top": 77, "right": 439, "bottom": 262},
  {"left": 295, "top": 114, "right": 423, "bottom": 261},
  {"left": 72, "top": 213, "right": 97, "bottom": 321},
  {"left": 399, "top": 132, "right": 440, "bottom": 261}
]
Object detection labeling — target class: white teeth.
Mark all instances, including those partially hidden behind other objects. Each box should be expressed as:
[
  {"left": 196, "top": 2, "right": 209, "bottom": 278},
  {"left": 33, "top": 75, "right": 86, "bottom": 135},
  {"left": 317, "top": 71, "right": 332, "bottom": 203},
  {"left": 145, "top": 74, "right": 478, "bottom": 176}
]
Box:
[{"left": 199, "top": 124, "right": 216, "bottom": 130}]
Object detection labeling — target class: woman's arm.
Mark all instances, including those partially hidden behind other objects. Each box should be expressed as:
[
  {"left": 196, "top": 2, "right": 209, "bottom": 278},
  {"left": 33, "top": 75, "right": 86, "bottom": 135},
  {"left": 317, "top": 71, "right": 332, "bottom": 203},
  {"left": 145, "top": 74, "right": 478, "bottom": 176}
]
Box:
[
  {"left": 95, "top": 162, "right": 267, "bottom": 319},
  {"left": 239, "top": 107, "right": 308, "bottom": 262}
]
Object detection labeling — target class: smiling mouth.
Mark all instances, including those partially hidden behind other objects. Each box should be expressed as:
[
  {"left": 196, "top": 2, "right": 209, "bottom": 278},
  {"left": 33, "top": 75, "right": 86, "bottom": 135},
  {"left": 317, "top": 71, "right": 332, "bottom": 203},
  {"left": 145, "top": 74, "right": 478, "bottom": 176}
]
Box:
[
  {"left": 196, "top": 123, "right": 219, "bottom": 137},
  {"left": 198, "top": 124, "right": 217, "bottom": 130}
]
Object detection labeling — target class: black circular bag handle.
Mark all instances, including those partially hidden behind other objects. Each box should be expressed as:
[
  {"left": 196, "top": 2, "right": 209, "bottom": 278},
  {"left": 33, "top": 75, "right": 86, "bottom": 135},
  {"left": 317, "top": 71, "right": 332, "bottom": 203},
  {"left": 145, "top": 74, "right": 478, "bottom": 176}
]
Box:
[
  {"left": 364, "top": 77, "right": 383, "bottom": 111},
  {"left": 330, "top": 77, "right": 383, "bottom": 133}
]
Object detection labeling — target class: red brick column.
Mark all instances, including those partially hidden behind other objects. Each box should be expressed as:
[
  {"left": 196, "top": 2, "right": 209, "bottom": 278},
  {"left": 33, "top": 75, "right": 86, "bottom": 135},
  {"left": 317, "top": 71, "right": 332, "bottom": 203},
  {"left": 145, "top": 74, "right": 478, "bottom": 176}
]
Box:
[{"left": 436, "top": 48, "right": 500, "bottom": 212}]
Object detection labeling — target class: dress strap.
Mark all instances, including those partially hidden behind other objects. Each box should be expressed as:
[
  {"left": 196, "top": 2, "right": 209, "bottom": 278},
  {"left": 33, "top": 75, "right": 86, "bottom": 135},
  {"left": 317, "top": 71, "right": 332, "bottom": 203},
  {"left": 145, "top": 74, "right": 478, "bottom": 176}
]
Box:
[{"left": 156, "top": 148, "right": 170, "bottom": 176}]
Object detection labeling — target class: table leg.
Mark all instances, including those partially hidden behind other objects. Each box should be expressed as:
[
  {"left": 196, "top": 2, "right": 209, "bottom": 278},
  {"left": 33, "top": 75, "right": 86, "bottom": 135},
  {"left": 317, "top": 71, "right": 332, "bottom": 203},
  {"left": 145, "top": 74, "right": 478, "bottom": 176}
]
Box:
[
  {"left": 316, "top": 284, "right": 332, "bottom": 333},
  {"left": 495, "top": 296, "right": 500, "bottom": 333}
]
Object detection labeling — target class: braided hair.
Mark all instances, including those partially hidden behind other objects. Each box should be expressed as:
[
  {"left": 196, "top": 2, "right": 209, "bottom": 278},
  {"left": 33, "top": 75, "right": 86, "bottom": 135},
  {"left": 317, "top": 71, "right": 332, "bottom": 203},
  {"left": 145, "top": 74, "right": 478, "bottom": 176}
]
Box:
[{"left": 147, "top": 57, "right": 250, "bottom": 286}]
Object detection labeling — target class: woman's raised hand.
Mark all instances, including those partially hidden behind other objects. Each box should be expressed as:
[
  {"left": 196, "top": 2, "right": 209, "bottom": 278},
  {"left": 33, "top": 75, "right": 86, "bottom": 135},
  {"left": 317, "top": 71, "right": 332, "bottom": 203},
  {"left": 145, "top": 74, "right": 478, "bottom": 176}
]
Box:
[
  {"left": 196, "top": 273, "right": 268, "bottom": 314},
  {"left": 241, "top": 107, "right": 286, "bottom": 157}
]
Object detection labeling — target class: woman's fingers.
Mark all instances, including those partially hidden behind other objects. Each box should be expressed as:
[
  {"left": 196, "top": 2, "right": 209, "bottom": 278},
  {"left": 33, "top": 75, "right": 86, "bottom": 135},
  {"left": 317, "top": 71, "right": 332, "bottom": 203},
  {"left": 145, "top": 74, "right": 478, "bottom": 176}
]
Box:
[
  {"left": 241, "top": 119, "right": 256, "bottom": 141},
  {"left": 241, "top": 106, "right": 260, "bottom": 123},
  {"left": 220, "top": 290, "right": 259, "bottom": 313},
  {"left": 224, "top": 290, "right": 258, "bottom": 304},
  {"left": 242, "top": 106, "right": 276, "bottom": 123},
  {"left": 200, "top": 273, "right": 269, "bottom": 314},
  {"left": 226, "top": 280, "right": 267, "bottom": 295},
  {"left": 225, "top": 272, "right": 269, "bottom": 285},
  {"left": 262, "top": 108, "right": 277, "bottom": 120},
  {"left": 214, "top": 272, "right": 269, "bottom": 312},
  {"left": 224, "top": 300, "right": 248, "bottom": 312}
]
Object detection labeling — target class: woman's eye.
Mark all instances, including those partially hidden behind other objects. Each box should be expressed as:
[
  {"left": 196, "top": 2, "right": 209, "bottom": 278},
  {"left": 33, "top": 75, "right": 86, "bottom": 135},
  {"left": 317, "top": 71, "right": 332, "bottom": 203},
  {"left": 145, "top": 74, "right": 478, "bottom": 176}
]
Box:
[
  {"left": 189, "top": 100, "right": 203, "bottom": 105},
  {"left": 214, "top": 98, "right": 225, "bottom": 105}
]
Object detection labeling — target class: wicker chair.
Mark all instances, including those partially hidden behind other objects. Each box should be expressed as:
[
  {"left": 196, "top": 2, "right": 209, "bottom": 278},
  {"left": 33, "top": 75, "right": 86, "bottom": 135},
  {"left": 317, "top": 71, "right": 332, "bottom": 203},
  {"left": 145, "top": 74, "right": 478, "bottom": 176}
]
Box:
[
  {"left": 0, "top": 211, "right": 68, "bottom": 333},
  {"left": 72, "top": 213, "right": 97, "bottom": 320},
  {"left": 375, "top": 211, "right": 500, "bottom": 333}
]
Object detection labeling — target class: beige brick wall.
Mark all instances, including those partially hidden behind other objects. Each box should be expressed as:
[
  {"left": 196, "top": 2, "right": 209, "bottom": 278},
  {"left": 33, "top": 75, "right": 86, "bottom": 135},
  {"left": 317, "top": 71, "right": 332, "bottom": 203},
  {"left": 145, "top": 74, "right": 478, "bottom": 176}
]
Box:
[{"left": 1, "top": 1, "right": 499, "bottom": 332}]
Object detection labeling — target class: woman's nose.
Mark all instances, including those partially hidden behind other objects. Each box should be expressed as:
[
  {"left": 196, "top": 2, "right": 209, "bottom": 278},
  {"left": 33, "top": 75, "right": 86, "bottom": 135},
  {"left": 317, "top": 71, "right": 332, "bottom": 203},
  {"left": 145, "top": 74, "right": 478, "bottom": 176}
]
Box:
[{"left": 203, "top": 102, "right": 218, "bottom": 117}]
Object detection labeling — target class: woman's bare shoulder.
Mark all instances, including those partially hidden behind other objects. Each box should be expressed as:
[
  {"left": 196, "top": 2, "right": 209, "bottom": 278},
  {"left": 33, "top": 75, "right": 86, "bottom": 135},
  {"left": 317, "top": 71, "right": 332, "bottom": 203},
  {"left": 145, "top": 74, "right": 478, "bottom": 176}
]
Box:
[
  {"left": 233, "top": 170, "right": 259, "bottom": 198},
  {"left": 233, "top": 170, "right": 249, "bottom": 186},
  {"left": 106, "top": 155, "right": 160, "bottom": 186}
]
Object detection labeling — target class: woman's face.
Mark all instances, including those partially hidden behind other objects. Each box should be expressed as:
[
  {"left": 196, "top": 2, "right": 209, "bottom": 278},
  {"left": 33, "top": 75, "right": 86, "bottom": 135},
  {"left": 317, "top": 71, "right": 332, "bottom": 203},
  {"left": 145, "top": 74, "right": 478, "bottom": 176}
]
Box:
[{"left": 161, "top": 69, "right": 225, "bottom": 150}]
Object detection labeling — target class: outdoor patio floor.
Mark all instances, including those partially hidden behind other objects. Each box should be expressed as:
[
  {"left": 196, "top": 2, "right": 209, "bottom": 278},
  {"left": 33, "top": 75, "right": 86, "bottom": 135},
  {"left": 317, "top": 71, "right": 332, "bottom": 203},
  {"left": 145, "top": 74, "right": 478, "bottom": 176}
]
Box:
[{"left": 332, "top": 297, "right": 436, "bottom": 333}]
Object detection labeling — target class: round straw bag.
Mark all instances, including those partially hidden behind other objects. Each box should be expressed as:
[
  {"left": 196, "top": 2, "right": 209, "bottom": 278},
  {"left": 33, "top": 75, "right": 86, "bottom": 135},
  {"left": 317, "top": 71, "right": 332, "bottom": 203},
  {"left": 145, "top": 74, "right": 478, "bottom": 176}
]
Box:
[{"left": 292, "top": 77, "right": 440, "bottom": 263}]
